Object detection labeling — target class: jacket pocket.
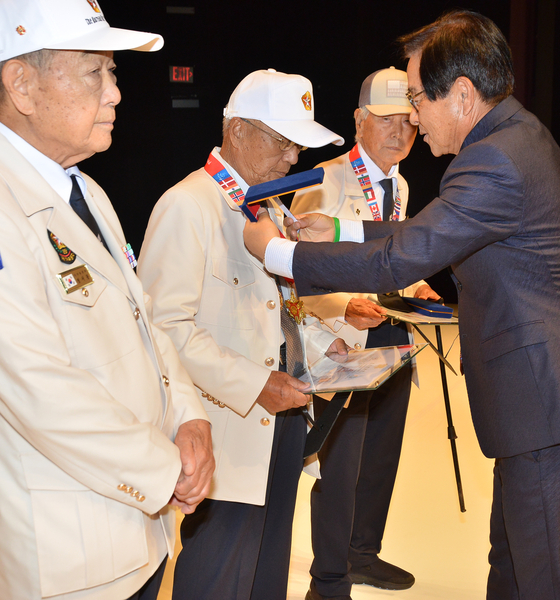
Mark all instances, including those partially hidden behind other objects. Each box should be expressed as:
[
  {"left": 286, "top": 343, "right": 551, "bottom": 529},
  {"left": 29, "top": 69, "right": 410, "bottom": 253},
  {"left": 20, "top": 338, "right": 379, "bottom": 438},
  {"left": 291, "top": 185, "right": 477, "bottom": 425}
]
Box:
[
  {"left": 211, "top": 256, "right": 255, "bottom": 289},
  {"left": 198, "top": 257, "right": 256, "bottom": 331},
  {"left": 53, "top": 269, "right": 106, "bottom": 307},
  {"left": 22, "top": 453, "right": 148, "bottom": 597},
  {"left": 480, "top": 320, "right": 548, "bottom": 363}
]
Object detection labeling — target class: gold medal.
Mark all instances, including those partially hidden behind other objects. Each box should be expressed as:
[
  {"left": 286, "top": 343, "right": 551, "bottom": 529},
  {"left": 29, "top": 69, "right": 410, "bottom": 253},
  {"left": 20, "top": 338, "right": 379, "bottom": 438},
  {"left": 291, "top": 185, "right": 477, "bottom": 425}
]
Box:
[{"left": 284, "top": 289, "right": 306, "bottom": 325}]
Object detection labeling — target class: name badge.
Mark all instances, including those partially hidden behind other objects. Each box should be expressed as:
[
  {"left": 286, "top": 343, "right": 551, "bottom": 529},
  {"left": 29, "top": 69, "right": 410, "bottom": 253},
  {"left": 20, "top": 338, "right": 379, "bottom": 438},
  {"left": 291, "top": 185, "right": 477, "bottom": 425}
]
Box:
[{"left": 57, "top": 264, "right": 94, "bottom": 294}]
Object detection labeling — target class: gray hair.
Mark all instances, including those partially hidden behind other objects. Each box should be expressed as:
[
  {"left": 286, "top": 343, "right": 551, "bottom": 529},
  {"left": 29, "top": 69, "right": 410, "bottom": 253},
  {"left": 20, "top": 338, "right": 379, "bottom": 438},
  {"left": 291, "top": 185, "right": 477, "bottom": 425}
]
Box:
[
  {"left": 354, "top": 106, "right": 370, "bottom": 143},
  {"left": 0, "top": 49, "right": 57, "bottom": 104},
  {"left": 222, "top": 116, "right": 233, "bottom": 138}
]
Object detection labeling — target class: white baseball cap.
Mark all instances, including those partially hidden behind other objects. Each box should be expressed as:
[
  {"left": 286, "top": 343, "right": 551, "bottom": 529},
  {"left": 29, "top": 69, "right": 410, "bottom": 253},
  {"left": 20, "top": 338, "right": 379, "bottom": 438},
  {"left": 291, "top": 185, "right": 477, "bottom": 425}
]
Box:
[
  {"left": 0, "top": 0, "right": 163, "bottom": 62},
  {"left": 358, "top": 67, "right": 411, "bottom": 116},
  {"left": 223, "top": 69, "right": 344, "bottom": 148}
]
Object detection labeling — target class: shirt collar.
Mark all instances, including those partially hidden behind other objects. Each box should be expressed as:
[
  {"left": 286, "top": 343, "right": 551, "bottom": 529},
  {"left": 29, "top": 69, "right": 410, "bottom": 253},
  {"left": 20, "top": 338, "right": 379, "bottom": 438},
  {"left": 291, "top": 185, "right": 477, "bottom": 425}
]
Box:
[
  {"left": 0, "top": 122, "right": 85, "bottom": 204},
  {"left": 212, "top": 146, "right": 249, "bottom": 193},
  {"left": 357, "top": 142, "right": 399, "bottom": 184}
]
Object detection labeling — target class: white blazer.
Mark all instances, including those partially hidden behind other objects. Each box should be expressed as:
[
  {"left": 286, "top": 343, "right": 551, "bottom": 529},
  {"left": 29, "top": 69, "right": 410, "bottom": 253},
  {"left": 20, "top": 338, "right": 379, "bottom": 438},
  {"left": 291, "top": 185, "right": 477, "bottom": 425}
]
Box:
[
  {"left": 139, "top": 148, "right": 334, "bottom": 506},
  {"left": 0, "top": 133, "right": 208, "bottom": 600}
]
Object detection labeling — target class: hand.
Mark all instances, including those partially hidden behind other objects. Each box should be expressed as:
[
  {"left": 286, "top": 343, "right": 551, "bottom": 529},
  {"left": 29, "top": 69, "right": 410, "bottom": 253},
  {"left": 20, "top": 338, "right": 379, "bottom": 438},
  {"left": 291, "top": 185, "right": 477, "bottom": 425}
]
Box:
[
  {"left": 325, "top": 337, "right": 350, "bottom": 363},
  {"left": 256, "top": 370, "right": 310, "bottom": 414},
  {"left": 344, "top": 298, "right": 387, "bottom": 330},
  {"left": 171, "top": 419, "right": 215, "bottom": 514},
  {"left": 414, "top": 284, "right": 442, "bottom": 302},
  {"left": 284, "top": 213, "right": 335, "bottom": 242},
  {"left": 243, "top": 210, "right": 281, "bottom": 262}
]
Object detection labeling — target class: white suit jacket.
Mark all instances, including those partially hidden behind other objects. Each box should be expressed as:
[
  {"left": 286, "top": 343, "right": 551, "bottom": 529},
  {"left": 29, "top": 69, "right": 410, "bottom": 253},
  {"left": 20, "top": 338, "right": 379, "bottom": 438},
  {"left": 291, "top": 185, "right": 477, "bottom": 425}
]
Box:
[
  {"left": 0, "top": 132, "right": 208, "bottom": 600},
  {"left": 139, "top": 148, "right": 334, "bottom": 506},
  {"left": 292, "top": 151, "right": 426, "bottom": 388}
]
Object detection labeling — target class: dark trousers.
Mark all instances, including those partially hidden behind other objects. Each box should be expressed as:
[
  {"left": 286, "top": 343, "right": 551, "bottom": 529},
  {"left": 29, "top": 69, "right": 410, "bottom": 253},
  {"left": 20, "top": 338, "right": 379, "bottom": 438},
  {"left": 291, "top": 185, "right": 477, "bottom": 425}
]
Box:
[
  {"left": 172, "top": 408, "right": 307, "bottom": 600},
  {"left": 126, "top": 559, "right": 167, "bottom": 600},
  {"left": 487, "top": 444, "right": 560, "bottom": 600},
  {"left": 310, "top": 321, "right": 411, "bottom": 596}
]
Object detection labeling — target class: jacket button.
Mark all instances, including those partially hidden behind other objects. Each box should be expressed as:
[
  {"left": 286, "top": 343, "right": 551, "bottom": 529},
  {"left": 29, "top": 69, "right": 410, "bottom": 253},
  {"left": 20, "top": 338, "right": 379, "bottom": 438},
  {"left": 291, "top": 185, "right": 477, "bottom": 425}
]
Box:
[
  {"left": 457, "top": 282, "right": 463, "bottom": 291},
  {"left": 201, "top": 392, "right": 208, "bottom": 398},
  {"left": 131, "top": 490, "right": 139, "bottom": 498},
  {"left": 137, "top": 495, "right": 146, "bottom": 502},
  {"left": 162, "top": 375, "right": 170, "bottom": 387},
  {"left": 81, "top": 288, "right": 89, "bottom": 297},
  {"left": 266, "top": 300, "right": 276, "bottom": 310},
  {"left": 260, "top": 417, "right": 270, "bottom": 426},
  {"left": 117, "top": 484, "right": 127, "bottom": 491},
  {"left": 265, "top": 357, "right": 275, "bottom": 367},
  {"left": 125, "top": 486, "right": 133, "bottom": 494},
  {"left": 233, "top": 277, "right": 239, "bottom": 285},
  {"left": 354, "top": 343, "right": 362, "bottom": 350},
  {"left": 133, "top": 308, "right": 141, "bottom": 320}
]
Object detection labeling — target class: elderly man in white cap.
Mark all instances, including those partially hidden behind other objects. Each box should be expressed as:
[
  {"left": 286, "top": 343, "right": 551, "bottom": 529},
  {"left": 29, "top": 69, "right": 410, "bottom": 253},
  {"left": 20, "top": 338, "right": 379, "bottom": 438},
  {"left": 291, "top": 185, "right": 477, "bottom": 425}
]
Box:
[
  {"left": 291, "top": 67, "right": 440, "bottom": 600},
  {"left": 0, "top": 2, "right": 215, "bottom": 600},
  {"left": 138, "top": 68, "right": 347, "bottom": 600}
]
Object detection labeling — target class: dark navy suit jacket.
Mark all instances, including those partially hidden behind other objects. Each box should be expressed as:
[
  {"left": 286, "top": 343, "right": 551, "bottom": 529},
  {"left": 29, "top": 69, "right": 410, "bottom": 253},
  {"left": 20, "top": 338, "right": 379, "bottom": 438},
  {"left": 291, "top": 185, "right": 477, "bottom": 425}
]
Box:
[{"left": 293, "top": 96, "right": 560, "bottom": 459}]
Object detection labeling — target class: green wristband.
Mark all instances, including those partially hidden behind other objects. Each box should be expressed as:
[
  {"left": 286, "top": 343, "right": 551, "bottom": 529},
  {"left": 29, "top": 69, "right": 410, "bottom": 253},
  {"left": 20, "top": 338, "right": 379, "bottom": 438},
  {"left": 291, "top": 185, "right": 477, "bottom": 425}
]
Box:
[{"left": 333, "top": 217, "right": 341, "bottom": 242}]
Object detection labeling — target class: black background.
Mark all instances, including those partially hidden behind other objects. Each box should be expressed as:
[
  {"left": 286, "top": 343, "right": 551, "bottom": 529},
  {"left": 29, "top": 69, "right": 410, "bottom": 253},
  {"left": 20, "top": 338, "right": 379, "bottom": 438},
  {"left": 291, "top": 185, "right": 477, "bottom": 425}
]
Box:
[{"left": 84, "top": 1, "right": 557, "bottom": 301}]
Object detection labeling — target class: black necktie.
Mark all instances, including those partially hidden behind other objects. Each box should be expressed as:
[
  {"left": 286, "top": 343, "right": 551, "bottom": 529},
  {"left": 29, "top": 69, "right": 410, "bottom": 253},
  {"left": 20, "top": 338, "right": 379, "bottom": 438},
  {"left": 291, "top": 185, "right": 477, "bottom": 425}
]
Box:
[
  {"left": 379, "top": 178, "right": 394, "bottom": 221},
  {"left": 69, "top": 175, "right": 108, "bottom": 250},
  {"left": 278, "top": 280, "right": 306, "bottom": 378}
]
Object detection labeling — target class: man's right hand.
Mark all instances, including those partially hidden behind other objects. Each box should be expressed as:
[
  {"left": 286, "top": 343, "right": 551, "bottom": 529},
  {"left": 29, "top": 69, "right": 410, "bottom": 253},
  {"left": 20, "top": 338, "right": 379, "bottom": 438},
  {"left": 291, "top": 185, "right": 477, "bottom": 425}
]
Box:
[
  {"left": 284, "top": 213, "right": 335, "bottom": 242},
  {"left": 171, "top": 419, "right": 215, "bottom": 514},
  {"left": 256, "top": 370, "right": 310, "bottom": 414},
  {"left": 345, "top": 298, "right": 387, "bottom": 330}
]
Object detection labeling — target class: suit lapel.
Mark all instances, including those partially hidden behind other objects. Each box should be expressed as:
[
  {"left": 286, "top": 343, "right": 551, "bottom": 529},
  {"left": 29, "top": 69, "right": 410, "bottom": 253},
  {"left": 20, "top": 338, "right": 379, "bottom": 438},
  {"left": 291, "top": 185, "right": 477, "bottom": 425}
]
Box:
[
  {"left": 0, "top": 135, "right": 133, "bottom": 303},
  {"left": 85, "top": 191, "right": 146, "bottom": 312}
]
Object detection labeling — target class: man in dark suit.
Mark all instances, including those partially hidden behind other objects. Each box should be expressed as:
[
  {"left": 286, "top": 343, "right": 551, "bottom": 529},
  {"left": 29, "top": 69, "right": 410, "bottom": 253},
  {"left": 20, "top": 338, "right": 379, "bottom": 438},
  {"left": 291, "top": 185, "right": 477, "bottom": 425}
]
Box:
[{"left": 244, "top": 10, "right": 560, "bottom": 600}]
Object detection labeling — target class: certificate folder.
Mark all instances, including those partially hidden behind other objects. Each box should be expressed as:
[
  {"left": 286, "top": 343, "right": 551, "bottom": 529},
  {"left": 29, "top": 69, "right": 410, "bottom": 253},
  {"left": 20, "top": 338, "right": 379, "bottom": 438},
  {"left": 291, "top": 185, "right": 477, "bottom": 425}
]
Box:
[
  {"left": 299, "top": 343, "right": 426, "bottom": 394},
  {"left": 302, "top": 344, "right": 426, "bottom": 458}
]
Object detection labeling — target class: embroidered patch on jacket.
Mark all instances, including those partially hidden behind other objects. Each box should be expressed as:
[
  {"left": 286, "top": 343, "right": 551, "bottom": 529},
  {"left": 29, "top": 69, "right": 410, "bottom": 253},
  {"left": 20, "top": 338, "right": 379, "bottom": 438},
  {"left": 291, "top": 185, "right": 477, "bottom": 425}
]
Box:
[{"left": 48, "top": 230, "right": 76, "bottom": 264}]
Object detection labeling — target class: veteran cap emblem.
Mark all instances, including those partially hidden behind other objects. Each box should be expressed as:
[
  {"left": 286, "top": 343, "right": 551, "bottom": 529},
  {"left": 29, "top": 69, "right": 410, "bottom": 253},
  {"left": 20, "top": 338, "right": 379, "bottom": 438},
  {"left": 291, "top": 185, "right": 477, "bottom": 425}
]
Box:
[
  {"left": 301, "top": 91, "right": 312, "bottom": 111},
  {"left": 87, "top": 0, "right": 102, "bottom": 13}
]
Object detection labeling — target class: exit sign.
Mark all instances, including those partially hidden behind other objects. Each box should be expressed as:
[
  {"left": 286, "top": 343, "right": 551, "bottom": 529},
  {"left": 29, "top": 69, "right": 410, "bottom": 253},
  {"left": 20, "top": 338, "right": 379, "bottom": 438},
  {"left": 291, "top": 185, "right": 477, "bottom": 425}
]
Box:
[{"left": 170, "top": 66, "right": 193, "bottom": 83}]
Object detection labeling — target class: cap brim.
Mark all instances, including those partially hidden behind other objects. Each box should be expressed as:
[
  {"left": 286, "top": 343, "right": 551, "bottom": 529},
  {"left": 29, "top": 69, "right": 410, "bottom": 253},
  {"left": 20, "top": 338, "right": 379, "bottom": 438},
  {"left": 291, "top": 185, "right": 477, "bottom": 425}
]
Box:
[
  {"left": 366, "top": 104, "right": 412, "bottom": 116},
  {"left": 46, "top": 26, "right": 163, "bottom": 53},
  {"left": 261, "top": 118, "right": 344, "bottom": 148}
]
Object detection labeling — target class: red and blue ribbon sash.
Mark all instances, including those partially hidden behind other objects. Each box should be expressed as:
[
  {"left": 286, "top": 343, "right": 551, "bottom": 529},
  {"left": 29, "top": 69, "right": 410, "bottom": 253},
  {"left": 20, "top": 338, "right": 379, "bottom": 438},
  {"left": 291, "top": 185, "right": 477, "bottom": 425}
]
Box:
[
  {"left": 349, "top": 144, "right": 401, "bottom": 221},
  {"left": 204, "top": 152, "right": 258, "bottom": 221}
]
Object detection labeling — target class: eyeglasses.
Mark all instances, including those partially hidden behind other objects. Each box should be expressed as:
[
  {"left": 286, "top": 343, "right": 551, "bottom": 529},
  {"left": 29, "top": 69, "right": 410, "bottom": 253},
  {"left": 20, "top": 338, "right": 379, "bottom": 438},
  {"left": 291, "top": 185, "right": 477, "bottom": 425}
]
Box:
[
  {"left": 406, "top": 89, "right": 425, "bottom": 111},
  {"left": 241, "top": 118, "right": 307, "bottom": 152}
]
